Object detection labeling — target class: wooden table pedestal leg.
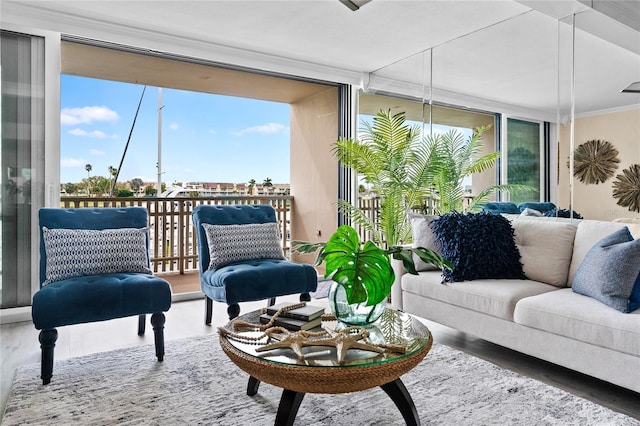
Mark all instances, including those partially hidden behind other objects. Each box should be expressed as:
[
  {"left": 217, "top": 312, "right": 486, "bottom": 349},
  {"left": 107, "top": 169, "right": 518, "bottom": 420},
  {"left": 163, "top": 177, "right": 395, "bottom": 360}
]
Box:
[
  {"left": 274, "top": 389, "right": 305, "bottom": 426},
  {"left": 380, "top": 378, "right": 420, "bottom": 426}
]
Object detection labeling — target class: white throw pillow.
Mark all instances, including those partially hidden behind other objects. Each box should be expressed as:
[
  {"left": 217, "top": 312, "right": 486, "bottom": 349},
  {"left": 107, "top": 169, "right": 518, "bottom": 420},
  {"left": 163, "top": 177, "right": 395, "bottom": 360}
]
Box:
[
  {"left": 510, "top": 218, "right": 577, "bottom": 287},
  {"left": 202, "top": 222, "right": 285, "bottom": 270},
  {"left": 409, "top": 213, "right": 442, "bottom": 272},
  {"left": 42, "top": 227, "right": 152, "bottom": 285}
]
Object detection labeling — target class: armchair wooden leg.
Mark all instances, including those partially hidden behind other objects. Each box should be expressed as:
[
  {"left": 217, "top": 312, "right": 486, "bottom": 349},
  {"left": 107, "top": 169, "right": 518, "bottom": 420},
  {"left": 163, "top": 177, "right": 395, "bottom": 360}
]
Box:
[
  {"left": 227, "top": 303, "right": 240, "bottom": 320},
  {"left": 300, "top": 292, "right": 311, "bottom": 302},
  {"left": 138, "top": 314, "right": 146, "bottom": 335},
  {"left": 151, "top": 313, "right": 166, "bottom": 362},
  {"left": 205, "top": 297, "right": 213, "bottom": 325},
  {"left": 39, "top": 329, "right": 58, "bottom": 385}
]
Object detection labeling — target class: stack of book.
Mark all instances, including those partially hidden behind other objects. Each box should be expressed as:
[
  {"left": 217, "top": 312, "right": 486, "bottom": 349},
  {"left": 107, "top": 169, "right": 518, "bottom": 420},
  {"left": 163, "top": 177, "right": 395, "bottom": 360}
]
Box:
[{"left": 259, "top": 302, "right": 325, "bottom": 331}]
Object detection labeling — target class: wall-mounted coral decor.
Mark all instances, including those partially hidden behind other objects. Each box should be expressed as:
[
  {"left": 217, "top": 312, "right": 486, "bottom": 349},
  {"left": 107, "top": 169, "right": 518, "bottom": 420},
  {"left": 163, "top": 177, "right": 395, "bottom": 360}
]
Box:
[
  {"left": 612, "top": 164, "right": 640, "bottom": 213},
  {"left": 572, "top": 139, "right": 620, "bottom": 184}
]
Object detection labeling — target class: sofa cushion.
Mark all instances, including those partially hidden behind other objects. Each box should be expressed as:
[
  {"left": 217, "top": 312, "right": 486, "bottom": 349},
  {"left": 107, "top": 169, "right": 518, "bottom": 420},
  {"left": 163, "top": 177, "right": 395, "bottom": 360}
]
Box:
[
  {"left": 200, "top": 259, "right": 318, "bottom": 305},
  {"left": 202, "top": 222, "right": 284, "bottom": 270},
  {"left": 41, "top": 226, "right": 151, "bottom": 285},
  {"left": 431, "top": 212, "right": 525, "bottom": 282},
  {"left": 409, "top": 213, "right": 442, "bottom": 272},
  {"left": 402, "top": 271, "right": 558, "bottom": 321},
  {"left": 510, "top": 218, "right": 577, "bottom": 287},
  {"left": 568, "top": 220, "right": 637, "bottom": 286},
  {"left": 514, "top": 288, "right": 640, "bottom": 357},
  {"left": 32, "top": 273, "right": 172, "bottom": 330},
  {"left": 572, "top": 227, "right": 640, "bottom": 313}
]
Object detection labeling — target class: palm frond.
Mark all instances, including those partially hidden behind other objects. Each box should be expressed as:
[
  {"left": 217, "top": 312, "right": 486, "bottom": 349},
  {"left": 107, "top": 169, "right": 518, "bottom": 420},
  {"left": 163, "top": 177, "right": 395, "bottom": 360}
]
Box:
[
  {"left": 335, "top": 199, "right": 383, "bottom": 244},
  {"left": 333, "top": 137, "right": 384, "bottom": 186},
  {"left": 466, "top": 152, "right": 500, "bottom": 175}
]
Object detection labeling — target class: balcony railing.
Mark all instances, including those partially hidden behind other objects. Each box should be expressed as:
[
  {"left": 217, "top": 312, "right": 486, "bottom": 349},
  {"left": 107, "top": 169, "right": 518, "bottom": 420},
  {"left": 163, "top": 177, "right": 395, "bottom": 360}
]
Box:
[
  {"left": 355, "top": 195, "right": 474, "bottom": 243},
  {"left": 60, "top": 196, "right": 293, "bottom": 274},
  {"left": 60, "top": 194, "right": 472, "bottom": 275}
]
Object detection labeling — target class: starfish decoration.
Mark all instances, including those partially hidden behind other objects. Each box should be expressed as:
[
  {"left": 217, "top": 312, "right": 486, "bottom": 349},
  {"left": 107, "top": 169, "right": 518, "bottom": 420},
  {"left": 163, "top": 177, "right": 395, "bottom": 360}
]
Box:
[
  {"left": 255, "top": 326, "right": 402, "bottom": 362},
  {"left": 254, "top": 328, "right": 320, "bottom": 359},
  {"left": 311, "top": 328, "right": 385, "bottom": 362}
]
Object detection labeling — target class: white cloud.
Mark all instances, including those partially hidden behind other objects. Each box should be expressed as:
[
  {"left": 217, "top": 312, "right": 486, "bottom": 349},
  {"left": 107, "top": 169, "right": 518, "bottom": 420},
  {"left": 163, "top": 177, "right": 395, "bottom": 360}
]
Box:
[
  {"left": 60, "top": 157, "right": 85, "bottom": 167},
  {"left": 90, "top": 149, "right": 106, "bottom": 156},
  {"left": 169, "top": 122, "right": 179, "bottom": 130},
  {"left": 61, "top": 106, "right": 119, "bottom": 125},
  {"left": 232, "top": 122, "right": 287, "bottom": 136},
  {"left": 69, "top": 128, "right": 109, "bottom": 138},
  {"left": 209, "top": 129, "right": 217, "bottom": 135}
]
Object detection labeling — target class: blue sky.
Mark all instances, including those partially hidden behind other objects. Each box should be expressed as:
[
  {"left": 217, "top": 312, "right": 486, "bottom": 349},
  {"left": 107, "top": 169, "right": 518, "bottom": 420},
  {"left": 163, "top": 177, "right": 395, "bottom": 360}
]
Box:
[{"left": 61, "top": 75, "right": 291, "bottom": 186}]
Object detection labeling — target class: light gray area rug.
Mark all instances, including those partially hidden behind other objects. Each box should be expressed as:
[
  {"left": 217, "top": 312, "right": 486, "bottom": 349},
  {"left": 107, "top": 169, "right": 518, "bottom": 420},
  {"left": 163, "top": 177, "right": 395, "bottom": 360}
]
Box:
[{"left": 3, "top": 335, "right": 638, "bottom": 426}]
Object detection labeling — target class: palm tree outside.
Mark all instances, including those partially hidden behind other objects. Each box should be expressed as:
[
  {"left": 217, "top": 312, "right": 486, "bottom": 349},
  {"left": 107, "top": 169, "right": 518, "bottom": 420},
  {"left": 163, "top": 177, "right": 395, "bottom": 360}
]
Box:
[
  {"left": 85, "top": 164, "right": 92, "bottom": 196},
  {"left": 247, "top": 179, "right": 256, "bottom": 195}
]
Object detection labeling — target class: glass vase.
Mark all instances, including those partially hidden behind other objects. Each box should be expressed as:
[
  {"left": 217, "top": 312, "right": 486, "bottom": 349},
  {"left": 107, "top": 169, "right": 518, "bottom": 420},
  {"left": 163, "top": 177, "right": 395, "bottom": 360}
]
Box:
[{"left": 328, "top": 281, "right": 386, "bottom": 326}]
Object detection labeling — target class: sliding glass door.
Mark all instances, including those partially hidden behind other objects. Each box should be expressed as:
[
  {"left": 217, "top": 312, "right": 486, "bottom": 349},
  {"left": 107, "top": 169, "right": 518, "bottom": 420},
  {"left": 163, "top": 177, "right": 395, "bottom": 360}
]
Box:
[
  {"left": 1, "top": 28, "right": 59, "bottom": 310},
  {"left": 505, "top": 118, "right": 542, "bottom": 204}
]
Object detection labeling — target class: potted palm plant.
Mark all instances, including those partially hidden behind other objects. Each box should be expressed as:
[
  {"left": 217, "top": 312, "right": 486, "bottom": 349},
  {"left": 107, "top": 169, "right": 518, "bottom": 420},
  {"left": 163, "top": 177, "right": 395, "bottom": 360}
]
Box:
[
  {"left": 294, "top": 110, "right": 452, "bottom": 324},
  {"left": 333, "top": 109, "right": 440, "bottom": 247}
]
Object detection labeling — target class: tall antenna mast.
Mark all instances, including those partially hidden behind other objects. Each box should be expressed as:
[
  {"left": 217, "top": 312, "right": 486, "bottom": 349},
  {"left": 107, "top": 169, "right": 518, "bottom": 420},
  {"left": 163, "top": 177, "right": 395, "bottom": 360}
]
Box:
[
  {"left": 157, "top": 87, "right": 163, "bottom": 196},
  {"left": 110, "top": 85, "right": 146, "bottom": 196}
]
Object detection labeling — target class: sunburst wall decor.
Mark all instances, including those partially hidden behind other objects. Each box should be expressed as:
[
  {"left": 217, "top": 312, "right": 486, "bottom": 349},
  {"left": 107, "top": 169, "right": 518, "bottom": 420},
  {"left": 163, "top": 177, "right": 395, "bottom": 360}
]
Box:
[
  {"left": 612, "top": 164, "right": 640, "bottom": 213},
  {"left": 572, "top": 139, "right": 620, "bottom": 185}
]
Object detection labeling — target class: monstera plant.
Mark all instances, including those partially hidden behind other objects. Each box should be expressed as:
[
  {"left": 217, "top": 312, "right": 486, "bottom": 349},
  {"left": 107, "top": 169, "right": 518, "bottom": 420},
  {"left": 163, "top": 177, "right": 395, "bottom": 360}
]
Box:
[{"left": 293, "top": 225, "right": 451, "bottom": 325}]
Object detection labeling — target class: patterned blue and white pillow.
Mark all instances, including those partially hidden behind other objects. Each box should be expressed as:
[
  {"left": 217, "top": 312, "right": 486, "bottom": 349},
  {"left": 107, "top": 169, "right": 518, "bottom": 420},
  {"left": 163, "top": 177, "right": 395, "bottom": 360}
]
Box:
[
  {"left": 42, "top": 227, "right": 152, "bottom": 285},
  {"left": 202, "top": 222, "right": 285, "bottom": 270}
]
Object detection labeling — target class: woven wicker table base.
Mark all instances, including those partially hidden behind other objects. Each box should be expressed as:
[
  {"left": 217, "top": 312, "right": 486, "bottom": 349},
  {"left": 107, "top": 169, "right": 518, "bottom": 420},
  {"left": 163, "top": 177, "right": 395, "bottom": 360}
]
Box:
[{"left": 219, "top": 308, "right": 433, "bottom": 426}]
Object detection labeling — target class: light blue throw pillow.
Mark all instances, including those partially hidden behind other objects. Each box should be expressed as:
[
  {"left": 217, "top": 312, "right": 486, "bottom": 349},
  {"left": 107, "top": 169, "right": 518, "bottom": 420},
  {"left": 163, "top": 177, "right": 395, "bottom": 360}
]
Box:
[{"left": 572, "top": 227, "right": 640, "bottom": 313}]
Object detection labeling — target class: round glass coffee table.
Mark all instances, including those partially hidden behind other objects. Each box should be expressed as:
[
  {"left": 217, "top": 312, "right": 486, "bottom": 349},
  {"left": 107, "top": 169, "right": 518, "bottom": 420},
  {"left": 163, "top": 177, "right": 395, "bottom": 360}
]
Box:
[{"left": 219, "top": 307, "right": 432, "bottom": 426}]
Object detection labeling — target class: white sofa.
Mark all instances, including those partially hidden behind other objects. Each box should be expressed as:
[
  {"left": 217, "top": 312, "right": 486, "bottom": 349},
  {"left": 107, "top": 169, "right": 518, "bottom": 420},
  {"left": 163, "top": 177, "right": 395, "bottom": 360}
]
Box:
[{"left": 393, "top": 216, "right": 640, "bottom": 393}]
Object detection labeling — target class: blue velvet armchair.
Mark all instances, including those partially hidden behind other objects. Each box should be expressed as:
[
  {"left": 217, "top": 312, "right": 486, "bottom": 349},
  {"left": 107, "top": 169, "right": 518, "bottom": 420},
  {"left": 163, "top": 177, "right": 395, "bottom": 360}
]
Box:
[
  {"left": 32, "top": 207, "right": 172, "bottom": 384},
  {"left": 192, "top": 204, "right": 317, "bottom": 323}
]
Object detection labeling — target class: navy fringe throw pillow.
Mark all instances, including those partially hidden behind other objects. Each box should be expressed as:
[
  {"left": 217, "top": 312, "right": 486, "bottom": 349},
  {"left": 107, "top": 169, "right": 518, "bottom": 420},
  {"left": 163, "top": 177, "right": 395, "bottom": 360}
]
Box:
[{"left": 431, "top": 211, "right": 525, "bottom": 283}]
